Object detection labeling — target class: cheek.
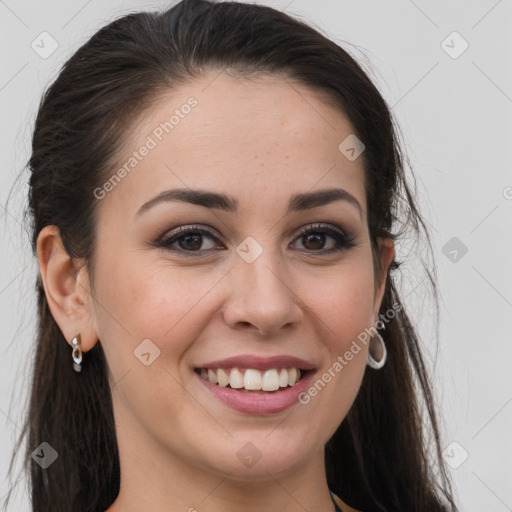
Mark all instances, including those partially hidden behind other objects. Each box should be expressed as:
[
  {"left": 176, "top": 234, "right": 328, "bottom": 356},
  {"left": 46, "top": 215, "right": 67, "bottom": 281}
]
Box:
[
  {"left": 92, "top": 254, "right": 222, "bottom": 368},
  {"left": 296, "top": 256, "right": 374, "bottom": 400},
  {"left": 94, "top": 246, "right": 376, "bottom": 363},
  {"left": 301, "top": 259, "right": 376, "bottom": 345}
]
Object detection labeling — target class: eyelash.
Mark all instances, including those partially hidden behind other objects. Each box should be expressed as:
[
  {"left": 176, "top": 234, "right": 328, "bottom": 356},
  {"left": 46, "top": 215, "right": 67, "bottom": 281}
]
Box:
[{"left": 154, "top": 223, "right": 355, "bottom": 257}]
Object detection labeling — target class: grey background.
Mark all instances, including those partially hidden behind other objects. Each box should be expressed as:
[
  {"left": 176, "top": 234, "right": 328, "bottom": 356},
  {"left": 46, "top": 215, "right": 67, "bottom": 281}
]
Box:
[{"left": 1, "top": 1, "right": 511, "bottom": 510}]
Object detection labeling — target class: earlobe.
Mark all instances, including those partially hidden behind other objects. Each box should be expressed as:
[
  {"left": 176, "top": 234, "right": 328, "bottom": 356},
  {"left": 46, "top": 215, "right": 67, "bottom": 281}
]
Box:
[{"left": 36, "top": 225, "right": 98, "bottom": 352}]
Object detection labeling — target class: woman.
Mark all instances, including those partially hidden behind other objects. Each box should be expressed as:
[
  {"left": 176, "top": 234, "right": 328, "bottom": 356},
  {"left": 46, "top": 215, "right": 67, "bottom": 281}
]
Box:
[{"left": 5, "top": 0, "right": 458, "bottom": 510}]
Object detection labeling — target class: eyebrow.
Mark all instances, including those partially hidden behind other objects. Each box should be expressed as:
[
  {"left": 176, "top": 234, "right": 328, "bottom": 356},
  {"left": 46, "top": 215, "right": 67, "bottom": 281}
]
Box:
[{"left": 135, "top": 187, "right": 363, "bottom": 218}]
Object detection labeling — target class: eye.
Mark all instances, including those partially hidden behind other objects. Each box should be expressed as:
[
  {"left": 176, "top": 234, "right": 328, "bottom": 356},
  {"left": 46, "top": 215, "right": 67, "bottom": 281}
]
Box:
[
  {"left": 290, "top": 223, "right": 355, "bottom": 253},
  {"left": 156, "top": 225, "right": 223, "bottom": 254},
  {"left": 154, "top": 222, "right": 355, "bottom": 256}
]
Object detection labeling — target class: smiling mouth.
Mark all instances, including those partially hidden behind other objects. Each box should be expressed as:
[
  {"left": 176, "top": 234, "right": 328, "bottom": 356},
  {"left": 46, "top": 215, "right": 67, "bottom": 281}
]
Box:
[{"left": 194, "top": 367, "right": 310, "bottom": 393}]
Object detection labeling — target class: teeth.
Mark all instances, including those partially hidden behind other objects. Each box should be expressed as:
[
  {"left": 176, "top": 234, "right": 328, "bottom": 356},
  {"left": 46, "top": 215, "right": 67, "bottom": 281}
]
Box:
[
  {"left": 199, "top": 367, "right": 303, "bottom": 390},
  {"left": 217, "top": 368, "right": 230, "bottom": 387},
  {"left": 229, "top": 368, "right": 244, "bottom": 389},
  {"left": 244, "top": 369, "right": 262, "bottom": 390},
  {"left": 262, "top": 369, "right": 279, "bottom": 391},
  {"left": 279, "top": 368, "right": 289, "bottom": 387},
  {"left": 287, "top": 367, "right": 298, "bottom": 385},
  {"left": 207, "top": 369, "right": 218, "bottom": 384}
]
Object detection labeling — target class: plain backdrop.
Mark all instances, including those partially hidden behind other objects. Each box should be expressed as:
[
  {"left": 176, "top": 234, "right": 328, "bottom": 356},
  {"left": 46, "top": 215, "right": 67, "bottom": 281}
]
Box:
[{"left": 1, "top": 1, "right": 511, "bottom": 510}]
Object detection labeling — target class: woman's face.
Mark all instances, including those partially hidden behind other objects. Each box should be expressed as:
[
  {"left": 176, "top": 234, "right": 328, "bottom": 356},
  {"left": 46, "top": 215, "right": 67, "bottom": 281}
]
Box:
[{"left": 88, "top": 72, "right": 393, "bottom": 482}]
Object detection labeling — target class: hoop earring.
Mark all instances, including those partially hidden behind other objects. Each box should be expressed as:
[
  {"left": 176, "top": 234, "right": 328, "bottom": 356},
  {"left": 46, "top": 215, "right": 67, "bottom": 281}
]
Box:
[
  {"left": 71, "top": 333, "right": 82, "bottom": 373},
  {"left": 367, "top": 332, "right": 387, "bottom": 370}
]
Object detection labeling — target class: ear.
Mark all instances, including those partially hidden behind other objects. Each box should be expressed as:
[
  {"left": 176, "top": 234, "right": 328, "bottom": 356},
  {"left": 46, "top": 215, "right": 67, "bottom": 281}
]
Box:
[
  {"left": 372, "top": 237, "right": 395, "bottom": 321},
  {"left": 36, "top": 225, "right": 98, "bottom": 352}
]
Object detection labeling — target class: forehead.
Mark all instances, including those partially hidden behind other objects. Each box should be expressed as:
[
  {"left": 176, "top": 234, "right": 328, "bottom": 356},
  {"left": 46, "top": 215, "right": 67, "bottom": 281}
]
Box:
[{"left": 96, "top": 71, "right": 367, "bottom": 220}]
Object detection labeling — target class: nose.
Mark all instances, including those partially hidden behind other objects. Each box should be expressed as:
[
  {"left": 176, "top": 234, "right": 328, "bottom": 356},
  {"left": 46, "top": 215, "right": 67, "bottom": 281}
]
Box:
[{"left": 222, "top": 245, "right": 303, "bottom": 337}]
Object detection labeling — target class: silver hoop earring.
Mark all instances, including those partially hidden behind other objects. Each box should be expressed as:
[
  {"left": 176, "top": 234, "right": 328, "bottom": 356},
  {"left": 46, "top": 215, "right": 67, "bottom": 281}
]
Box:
[
  {"left": 367, "top": 332, "right": 387, "bottom": 370},
  {"left": 71, "top": 333, "right": 82, "bottom": 372}
]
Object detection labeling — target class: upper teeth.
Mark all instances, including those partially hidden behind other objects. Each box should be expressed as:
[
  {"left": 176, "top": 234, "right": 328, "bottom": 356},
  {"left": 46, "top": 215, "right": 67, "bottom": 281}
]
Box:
[{"left": 199, "top": 367, "right": 302, "bottom": 391}]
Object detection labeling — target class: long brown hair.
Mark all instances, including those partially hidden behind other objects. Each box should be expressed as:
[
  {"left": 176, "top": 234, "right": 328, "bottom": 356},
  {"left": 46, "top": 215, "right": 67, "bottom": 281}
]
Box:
[{"left": 4, "top": 1, "right": 458, "bottom": 510}]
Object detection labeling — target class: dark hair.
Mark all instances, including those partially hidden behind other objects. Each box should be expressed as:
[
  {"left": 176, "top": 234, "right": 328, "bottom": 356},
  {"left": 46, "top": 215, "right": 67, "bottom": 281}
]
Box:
[{"left": 4, "top": 1, "right": 458, "bottom": 510}]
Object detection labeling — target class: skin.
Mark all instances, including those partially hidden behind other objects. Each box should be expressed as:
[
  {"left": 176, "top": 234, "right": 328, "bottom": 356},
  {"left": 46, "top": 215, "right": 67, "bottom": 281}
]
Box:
[{"left": 37, "top": 71, "right": 394, "bottom": 512}]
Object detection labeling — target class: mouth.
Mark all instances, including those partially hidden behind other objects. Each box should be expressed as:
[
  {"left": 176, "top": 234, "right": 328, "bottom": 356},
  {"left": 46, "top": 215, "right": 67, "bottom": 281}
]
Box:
[{"left": 194, "top": 367, "right": 313, "bottom": 394}]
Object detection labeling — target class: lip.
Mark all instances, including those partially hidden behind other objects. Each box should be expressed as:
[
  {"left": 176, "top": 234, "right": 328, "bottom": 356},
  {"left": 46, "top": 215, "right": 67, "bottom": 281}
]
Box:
[
  {"left": 195, "top": 368, "right": 316, "bottom": 415},
  {"left": 194, "top": 355, "right": 316, "bottom": 371}
]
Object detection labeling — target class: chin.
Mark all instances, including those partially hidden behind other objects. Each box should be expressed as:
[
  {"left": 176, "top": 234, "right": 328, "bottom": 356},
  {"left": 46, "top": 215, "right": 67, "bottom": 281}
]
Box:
[{"left": 199, "top": 434, "right": 317, "bottom": 481}]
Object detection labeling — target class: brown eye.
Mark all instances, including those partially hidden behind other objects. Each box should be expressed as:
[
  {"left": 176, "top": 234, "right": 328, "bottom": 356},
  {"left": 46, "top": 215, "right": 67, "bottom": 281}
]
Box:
[
  {"left": 179, "top": 234, "right": 202, "bottom": 251},
  {"left": 291, "top": 223, "right": 355, "bottom": 253},
  {"left": 157, "top": 225, "right": 223, "bottom": 254},
  {"left": 301, "top": 232, "right": 327, "bottom": 250}
]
